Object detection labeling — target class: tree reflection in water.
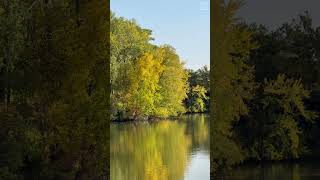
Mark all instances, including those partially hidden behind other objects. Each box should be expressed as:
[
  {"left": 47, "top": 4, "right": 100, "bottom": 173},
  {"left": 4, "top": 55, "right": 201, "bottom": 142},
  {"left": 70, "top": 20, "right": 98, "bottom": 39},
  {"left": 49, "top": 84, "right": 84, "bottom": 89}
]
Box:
[{"left": 110, "top": 114, "right": 209, "bottom": 180}]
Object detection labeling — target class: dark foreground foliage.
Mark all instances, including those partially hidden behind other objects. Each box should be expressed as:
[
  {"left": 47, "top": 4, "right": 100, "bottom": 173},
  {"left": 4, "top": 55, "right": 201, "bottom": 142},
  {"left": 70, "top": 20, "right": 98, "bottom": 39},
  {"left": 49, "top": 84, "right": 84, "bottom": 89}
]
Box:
[{"left": 0, "top": 1, "right": 110, "bottom": 179}]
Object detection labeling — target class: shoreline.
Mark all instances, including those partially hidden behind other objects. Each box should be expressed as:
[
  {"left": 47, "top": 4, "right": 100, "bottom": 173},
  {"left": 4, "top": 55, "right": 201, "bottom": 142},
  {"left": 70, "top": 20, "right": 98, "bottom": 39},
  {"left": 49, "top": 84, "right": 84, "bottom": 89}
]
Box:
[{"left": 111, "top": 112, "right": 209, "bottom": 123}]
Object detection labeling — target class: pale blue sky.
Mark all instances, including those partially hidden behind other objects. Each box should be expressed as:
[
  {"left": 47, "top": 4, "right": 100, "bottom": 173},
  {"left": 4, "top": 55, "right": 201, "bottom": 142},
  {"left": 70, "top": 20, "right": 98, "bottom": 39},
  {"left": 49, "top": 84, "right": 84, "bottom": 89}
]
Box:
[{"left": 111, "top": 0, "right": 210, "bottom": 70}]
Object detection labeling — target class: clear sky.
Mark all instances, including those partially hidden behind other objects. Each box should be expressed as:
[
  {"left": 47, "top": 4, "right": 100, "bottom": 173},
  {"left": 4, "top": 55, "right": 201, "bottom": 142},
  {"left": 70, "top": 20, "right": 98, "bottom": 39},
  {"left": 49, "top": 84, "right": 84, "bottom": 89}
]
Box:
[{"left": 111, "top": 0, "right": 210, "bottom": 70}]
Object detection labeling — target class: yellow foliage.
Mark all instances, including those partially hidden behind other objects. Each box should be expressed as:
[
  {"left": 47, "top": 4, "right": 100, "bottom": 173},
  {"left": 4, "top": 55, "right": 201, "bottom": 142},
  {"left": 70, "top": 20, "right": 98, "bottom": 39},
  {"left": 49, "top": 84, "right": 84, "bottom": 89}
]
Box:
[{"left": 126, "top": 50, "right": 165, "bottom": 117}]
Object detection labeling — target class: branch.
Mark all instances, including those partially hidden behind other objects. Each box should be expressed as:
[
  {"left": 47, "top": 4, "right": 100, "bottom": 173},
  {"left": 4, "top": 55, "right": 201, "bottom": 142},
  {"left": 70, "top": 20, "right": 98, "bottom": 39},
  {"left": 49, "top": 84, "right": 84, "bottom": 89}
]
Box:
[{"left": 28, "top": 0, "right": 39, "bottom": 11}]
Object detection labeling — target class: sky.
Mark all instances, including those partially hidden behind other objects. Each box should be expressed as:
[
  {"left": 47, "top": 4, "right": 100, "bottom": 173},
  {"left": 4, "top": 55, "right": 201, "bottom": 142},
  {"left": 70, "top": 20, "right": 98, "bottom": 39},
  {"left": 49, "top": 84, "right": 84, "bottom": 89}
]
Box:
[
  {"left": 237, "top": 0, "right": 320, "bottom": 29},
  {"left": 111, "top": 0, "right": 210, "bottom": 70}
]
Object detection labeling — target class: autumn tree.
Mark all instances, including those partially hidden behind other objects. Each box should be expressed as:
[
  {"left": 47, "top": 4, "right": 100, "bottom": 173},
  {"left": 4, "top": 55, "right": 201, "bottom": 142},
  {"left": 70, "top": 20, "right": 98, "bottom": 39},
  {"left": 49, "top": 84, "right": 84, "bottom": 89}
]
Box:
[
  {"left": 110, "top": 14, "right": 189, "bottom": 120},
  {"left": 155, "top": 45, "right": 189, "bottom": 117}
]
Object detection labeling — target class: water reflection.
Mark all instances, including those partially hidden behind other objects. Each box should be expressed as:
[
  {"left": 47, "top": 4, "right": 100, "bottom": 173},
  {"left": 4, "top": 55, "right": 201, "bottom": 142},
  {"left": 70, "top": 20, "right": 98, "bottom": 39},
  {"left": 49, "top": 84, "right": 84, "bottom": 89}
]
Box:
[{"left": 110, "top": 114, "right": 209, "bottom": 180}]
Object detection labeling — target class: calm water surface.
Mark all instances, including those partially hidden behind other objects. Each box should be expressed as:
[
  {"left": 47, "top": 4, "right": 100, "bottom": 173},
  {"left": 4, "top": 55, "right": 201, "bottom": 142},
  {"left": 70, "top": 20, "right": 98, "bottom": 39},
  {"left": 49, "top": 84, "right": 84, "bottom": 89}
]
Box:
[
  {"left": 110, "top": 114, "right": 209, "bottom": 180},
  {"left": 222, "top": 161, "right": 320, "bottom": 180}
]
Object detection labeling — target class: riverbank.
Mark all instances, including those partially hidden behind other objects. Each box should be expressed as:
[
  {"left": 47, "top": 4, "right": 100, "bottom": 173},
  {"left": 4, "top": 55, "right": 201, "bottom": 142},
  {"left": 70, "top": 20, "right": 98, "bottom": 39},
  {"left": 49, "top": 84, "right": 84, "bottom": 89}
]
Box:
[{"left": 111, "top": 112, "right": 209, "bottom": 123}]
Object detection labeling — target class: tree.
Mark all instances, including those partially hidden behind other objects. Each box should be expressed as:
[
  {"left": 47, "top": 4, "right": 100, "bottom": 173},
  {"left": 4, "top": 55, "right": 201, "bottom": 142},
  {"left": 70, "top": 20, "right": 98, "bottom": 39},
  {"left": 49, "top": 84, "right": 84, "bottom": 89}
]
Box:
[
  {"left": 248, "top": 12, "right": 320, "bottom": 90},
  {"left": 238, "top": 75, "right": 317, "bottom": 160},
  {"left": 0, "top": 0, "right": 110, "bottom": 179},
  {"left": 155, "top": 45, "right": 189, "bottom": 117},
  {"left": 126, "top": 51, "right": 164, "bottom": 118},
  {"left": 211, "top": 0, "right": 256, "bottom": 176},
  {"left": 188, "top": 65, "right": 210, "bottom": 90},
  {"left": 186, "top": 85, "right": 208, "bottom": 113},
  {"left": 239, "top": 12, "right": 320, "bottom": 162},
  {"left": 186, "top": 66, "right": 210, "bottom": 111},
  {"left": 110, "top": 13, "right": 154, "bottom": 119},
  {"left": 110, "top": 14, "right": 189, "bottom": 120}
]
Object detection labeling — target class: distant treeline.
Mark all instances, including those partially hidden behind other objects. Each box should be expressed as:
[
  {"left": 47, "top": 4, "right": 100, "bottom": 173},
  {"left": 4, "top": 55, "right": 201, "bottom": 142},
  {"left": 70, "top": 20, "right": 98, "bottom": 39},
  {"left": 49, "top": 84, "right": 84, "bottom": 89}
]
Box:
[
  {"left": 212, "top": 0, "right": 320, "bottom": 178},
  {"left": 111, "top": 13, "right": 210, "bottom": 120},
  {"left": 185, "top": 66, "right": 210, "bottom": 113}
]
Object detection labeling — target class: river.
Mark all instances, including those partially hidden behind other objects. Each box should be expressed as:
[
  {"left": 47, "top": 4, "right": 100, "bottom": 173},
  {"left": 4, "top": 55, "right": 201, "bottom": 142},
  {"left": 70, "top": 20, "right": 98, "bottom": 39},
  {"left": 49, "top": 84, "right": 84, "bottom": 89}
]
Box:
[{"left": 110, "top": 114, "right": 210, "bottom": 180}]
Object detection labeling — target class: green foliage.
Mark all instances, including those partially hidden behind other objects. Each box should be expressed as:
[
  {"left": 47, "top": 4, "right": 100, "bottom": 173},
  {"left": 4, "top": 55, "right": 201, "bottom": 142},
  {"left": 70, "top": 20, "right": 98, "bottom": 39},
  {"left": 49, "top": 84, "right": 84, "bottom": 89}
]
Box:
[
  {"left": 237, "top": 75, "right": 317, "bottom": 161},
  {"left": 110, "top": 12, "right": 153, "bottom": 97},
  {"left": 186, "top": 66, "right": 210, "bottom": 113},
  {"left": 156, "top": 46, "right": 189, "bottom": 117},
  {"left": 211, "top": 0, "right": 256, "bottom": 176},
  {"left": 212, "top": 3, "right": 320, "bottom": 178},
  {"left": 230, "top": 12, "right": 320, "bottom": 166},
  {"left": 186, "top": 85, "right": 208, "bottom": 113},
  {"left": 0, "top": 0, "right": 110, "bottom": 179},
  {"left": 110, "top": 14, "right": 189, "bottom": 120},
  {"left": 126, "top": 52, "right": 164, "bottom": 118},
  {"left": 188, "top": 65, "right": 210, "bottom": 90}
]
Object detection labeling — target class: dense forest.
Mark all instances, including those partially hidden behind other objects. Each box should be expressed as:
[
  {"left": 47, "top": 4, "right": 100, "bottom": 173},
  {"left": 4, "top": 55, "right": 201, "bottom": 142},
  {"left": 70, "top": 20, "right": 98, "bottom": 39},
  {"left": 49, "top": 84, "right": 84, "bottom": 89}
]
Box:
[
  {"left": 0, "top": 1, "right": 109, "bottom": 179},
  {"left": 110, "top": 13, "right": 210, "bottom": 121},
  {"left": 212, "top": 0, "right": 320, "bottom": 178}
]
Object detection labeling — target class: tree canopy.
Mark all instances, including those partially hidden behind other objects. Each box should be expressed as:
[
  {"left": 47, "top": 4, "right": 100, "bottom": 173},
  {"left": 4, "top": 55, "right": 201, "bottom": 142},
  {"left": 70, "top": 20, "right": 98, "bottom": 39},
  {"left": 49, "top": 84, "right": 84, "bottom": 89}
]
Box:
[{"left": 110, "top": 14, "right": 190, "bottom": 120}]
